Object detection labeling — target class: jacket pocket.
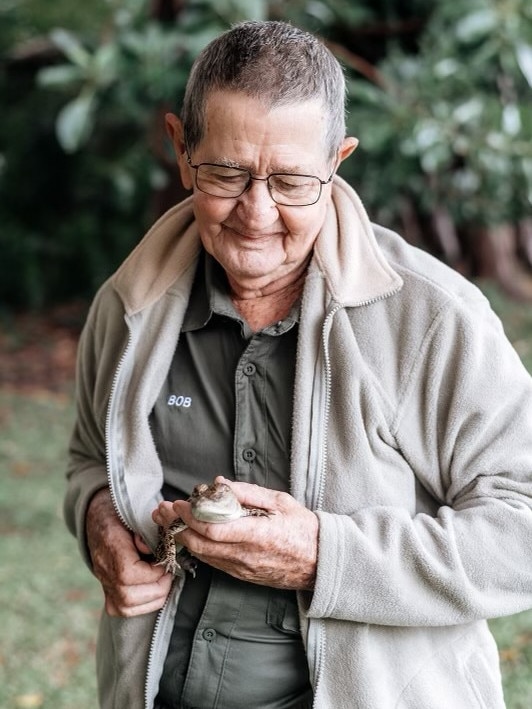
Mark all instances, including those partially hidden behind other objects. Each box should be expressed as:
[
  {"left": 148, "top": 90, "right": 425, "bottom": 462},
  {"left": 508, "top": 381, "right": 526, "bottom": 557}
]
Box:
[
  {"left": 395, "top": 626, "right": 505, "bottom": 709},
  {"left": 96, "top": 609, "right": 158, "bottom": 709},
  {"left": 463, "top": 648, "right": 505, "bottom": 709}
]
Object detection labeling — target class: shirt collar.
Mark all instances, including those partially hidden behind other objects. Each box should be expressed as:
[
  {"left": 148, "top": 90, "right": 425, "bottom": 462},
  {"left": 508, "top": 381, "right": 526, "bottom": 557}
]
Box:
[
  {"left": 182, "top": 250, "right": 300, "bottom": 335},
  {"left": 181, "top": 251, "right": 214, "bottom": 332}
]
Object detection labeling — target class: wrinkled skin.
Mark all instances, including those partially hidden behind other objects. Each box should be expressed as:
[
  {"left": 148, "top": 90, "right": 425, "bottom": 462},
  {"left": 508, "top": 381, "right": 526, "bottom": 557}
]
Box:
[
  {"left": 153, "top": 477, "right": 319, "bottom": 591},
  {"left": 86, "top": 489, "right": 172, "bottom": 617}
]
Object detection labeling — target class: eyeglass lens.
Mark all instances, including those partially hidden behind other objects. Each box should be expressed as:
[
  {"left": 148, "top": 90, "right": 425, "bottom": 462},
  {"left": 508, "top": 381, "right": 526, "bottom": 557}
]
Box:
[{"left": 195, "top": 164, "right": 323, "bottom": 206}]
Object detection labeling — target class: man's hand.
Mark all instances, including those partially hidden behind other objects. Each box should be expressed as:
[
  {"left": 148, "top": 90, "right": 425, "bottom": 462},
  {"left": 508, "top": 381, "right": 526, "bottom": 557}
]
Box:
[
  {"left": 86, "top": 488, "right": 173, "bottom": 617},
  {"left": 152, "top": 477, "right": 319, "bottom": 590}
]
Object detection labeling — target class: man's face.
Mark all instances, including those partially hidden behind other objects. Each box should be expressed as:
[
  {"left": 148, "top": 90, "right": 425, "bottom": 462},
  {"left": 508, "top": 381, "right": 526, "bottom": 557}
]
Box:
[{"left": 171, "top": 90, "right": 355, "bottom": 293}]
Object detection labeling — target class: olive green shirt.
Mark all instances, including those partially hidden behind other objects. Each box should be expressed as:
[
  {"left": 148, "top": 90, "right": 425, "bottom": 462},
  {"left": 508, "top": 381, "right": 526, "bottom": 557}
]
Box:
[{"left": 150, "top": 253, "right": 312, "bottom": 709}]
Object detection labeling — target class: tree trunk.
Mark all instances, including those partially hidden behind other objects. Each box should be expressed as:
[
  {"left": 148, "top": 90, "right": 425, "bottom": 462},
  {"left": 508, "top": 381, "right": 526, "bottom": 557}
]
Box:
[{"left": 469, "top": 224, "right": 532, "bottom": 301}]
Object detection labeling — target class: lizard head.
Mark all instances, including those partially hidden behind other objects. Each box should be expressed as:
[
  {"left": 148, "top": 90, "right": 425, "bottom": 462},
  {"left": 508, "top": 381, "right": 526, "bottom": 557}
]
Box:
[{"left": 190, "top": 481, "right": 243, "bottom": 522}]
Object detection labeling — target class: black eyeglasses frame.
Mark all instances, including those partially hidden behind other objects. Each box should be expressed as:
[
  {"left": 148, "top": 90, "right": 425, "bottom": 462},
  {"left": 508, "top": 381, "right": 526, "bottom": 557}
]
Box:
[{"left": 185, "top": 154, "right": 335, "bottom": 207}]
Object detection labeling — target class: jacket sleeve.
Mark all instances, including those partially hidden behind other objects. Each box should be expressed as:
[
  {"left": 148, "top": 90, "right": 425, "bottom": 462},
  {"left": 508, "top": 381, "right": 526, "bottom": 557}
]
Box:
[
  {"left": 309, "top": 294, "right": 532, "bottom": 626},
  {"left": 64, "top": 285, "right": 130, "bottom": 567}
]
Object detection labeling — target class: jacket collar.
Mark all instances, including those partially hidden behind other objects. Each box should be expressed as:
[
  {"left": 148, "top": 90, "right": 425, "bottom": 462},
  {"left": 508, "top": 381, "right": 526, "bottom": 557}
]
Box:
[
  {"left": 313, "top": 176, "right": 403, "bottom": 306},
  {"left": 111, "top": 177, "right": 402, "bottom": 316},
  {"left": 112, "top": 196, "right": 200, "bottom": 316}
]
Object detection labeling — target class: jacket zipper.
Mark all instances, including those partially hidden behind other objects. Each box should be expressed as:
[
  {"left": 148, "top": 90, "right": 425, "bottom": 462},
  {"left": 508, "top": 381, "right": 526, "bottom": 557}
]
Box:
[
  {"left": 310, "top": 289, "right": 401, "bottom": 517},
  {"left": 144, "top": 586, "right": 180, "bottom": 709},
  {"left": 316, "top": 304, "right": 342, "bottom": 508},
  {"left": 307, "top": 304, "right": 342, "bottom": 703},
  {"left": 104, "top": 320, "right": 171, "bottom": 708},
  {"left": 309, "top": 290, "right": 401, "bottom": 705},
  {"left": 104, "top": 327, "right": 134, "bottom": 531}
]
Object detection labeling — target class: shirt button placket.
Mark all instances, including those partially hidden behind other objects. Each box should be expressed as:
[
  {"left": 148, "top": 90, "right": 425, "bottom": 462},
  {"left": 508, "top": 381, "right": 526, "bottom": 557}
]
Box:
[
  {"left": 243, "top": 362, "right": 256, "bottom": 376},
  {"left": 242, "top": 448, "right": 256, "bottom": 463},
  {"left": 202, "top": 628, "right": 217, "bottom": 642}
]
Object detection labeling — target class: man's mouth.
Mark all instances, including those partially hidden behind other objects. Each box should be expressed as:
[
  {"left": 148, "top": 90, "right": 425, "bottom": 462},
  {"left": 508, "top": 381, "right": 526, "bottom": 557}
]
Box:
[{"left": 225, "top": 224, "right": 282, "bottom": 241}]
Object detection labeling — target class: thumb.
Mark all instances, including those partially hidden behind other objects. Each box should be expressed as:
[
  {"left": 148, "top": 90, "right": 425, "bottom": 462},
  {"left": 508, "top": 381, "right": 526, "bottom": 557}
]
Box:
[
  {"left": 134, "top": 533, "right": 152, "bottom": 555},
  {"left": 214, "top": 476, "right": 284, "bottom": 511}
]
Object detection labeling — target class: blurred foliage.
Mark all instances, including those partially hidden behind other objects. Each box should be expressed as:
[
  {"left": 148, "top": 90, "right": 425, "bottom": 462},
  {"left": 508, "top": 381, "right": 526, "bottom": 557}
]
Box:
[
  {"left": 0, "top": 0, "right": 531, "bottom": 307},
  {"left": 344, "top": 0, "right": 532, "bottom": 230},
  {"left": 0, "top": 0, "right": 109, "bottom": 51}
]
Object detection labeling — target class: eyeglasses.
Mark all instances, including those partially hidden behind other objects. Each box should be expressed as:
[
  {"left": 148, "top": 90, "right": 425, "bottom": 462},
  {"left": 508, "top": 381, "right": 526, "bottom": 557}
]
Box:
[{"left": 186, "top": 154, "right": 334, "bottom": 207}]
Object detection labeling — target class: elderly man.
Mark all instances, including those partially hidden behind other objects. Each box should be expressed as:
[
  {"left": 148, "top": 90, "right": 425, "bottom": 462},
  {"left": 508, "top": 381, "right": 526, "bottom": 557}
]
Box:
[{"left": 65, "top": 20, "right": 532, "bottom": 709}]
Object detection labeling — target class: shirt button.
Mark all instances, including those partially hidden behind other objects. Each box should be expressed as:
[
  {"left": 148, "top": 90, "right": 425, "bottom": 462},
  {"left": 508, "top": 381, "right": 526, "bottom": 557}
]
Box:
[
  {"left": 242, "top": 448, "right": 256, "bottom": 462},
  {"left": 243, "top": 362, "right": 256, "bottom": 376},
  {"left": 202, "top": 628, "right": 216, "bottom": 641}
]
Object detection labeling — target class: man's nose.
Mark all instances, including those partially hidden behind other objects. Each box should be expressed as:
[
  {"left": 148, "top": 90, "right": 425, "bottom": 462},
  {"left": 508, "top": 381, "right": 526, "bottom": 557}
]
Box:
[{"left": 236, "top": 177, "right": 278, "bottom": 223}]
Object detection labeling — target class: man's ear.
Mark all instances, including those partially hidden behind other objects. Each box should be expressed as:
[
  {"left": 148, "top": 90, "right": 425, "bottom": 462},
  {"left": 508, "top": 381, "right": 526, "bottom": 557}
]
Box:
[
  {"left": 337, "top": 136, "right": 359, "bottom": 164},
  {"left": 165, "top": 112, "right": 193, "bottom": 190}
]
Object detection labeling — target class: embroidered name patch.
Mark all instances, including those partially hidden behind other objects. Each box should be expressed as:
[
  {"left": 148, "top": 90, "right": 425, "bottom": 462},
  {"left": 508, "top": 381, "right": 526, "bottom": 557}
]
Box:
[{"left": 167, "top": 394, "right": 192, "bottom": 408}]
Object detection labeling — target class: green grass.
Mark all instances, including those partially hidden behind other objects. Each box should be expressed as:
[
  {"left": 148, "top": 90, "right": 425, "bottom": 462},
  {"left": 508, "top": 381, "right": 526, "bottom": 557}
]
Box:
[
  {"left": 490, "top": 611, "right": 532, "bottom": 709},
  {"left": 0, "top": 391, "right": 101, "bottom": 709},
  {"left": 0, "top": 282, "right": 531, "bottom": 707}
]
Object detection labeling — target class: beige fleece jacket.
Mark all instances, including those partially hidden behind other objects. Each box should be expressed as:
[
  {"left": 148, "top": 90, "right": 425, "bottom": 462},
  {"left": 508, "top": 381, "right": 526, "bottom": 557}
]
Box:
[{"left": 65, "top": 177, "right": 532, "bottom": 708}]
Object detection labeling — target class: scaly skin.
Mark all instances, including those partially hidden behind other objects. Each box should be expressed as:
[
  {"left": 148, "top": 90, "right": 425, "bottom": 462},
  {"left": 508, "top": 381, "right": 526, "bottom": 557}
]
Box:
[{"left": 155, "top": 481, "right": 269, "bottom": 575}]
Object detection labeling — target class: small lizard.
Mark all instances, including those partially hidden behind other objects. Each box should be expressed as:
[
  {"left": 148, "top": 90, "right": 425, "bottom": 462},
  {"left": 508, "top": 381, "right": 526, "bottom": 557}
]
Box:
[{"left": 155, "top": 481, "right": 270, "bottom": 576}]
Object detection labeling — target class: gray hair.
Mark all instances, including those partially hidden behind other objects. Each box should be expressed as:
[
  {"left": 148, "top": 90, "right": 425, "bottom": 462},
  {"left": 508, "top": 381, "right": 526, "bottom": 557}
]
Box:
[{"left": 181, "top": 20, "right": 347, "bottom": 160}]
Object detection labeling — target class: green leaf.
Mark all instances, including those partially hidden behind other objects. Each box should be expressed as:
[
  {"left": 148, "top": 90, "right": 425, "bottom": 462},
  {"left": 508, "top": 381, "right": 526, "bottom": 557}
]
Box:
[
  {"left": 516, "top": 43, "right": 532, "bottom": 88},
  {"left": 414, "top": 119, "right": 443, "bottom": 150},
  {"left": 359, "top": 119, "right": 395, "bottom": 151},
  {"left": 434, "top": 58, "right": 460, "bottom": 79},
  {"left": 348, "top": 80, "right": 388, "bottom": 107},
  {"left": 184, "top": 27, "right": 224, "bottom": 56},
  {"left": 50, "top": 28, "right": 91, "bottom": 68},
  {"left": 303, "top": 0, "right": 335, "bottom": 23},
  {"left": 56, "top": 91, "right": 97, "bottom": 153},
  {"left": 502, "top": 104, "right": 521, "bottom": 136},
  {"left": 36, "top": 64, "right": 84, "bottom": 88},
  {"left": 453, "top": 98, "right": 483, "bottom": 125},
  {"left": 455, "top": 9, "right": 497, "bottom": 43},
  {"left": 92, "top": 43, "right": 120, "bottom": 87},
  {"left": 229, "top": 0, "right": 267, "bottom": 21},
  {"left": 420, "top": 143, "right": 452, "bottom": 173}
]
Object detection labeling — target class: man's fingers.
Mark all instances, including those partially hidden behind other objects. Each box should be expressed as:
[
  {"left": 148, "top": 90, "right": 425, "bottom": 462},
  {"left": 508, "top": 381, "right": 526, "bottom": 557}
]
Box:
[
  {"left": 214, "top": 476, "right": 292, "bottom": 511},
  {"left": 105, "top": 593, "right": 168, "bottom": 617},
  {"left": 92, "top": 540, "right": 170, "bottom": 590},
  {"left": 152, "top": 500, "right": 182, "bottom": 527},
  {"left": 103, "top": 569, "right": 173, "bottom": 617},
  {"left": 134, "top": 533, "right": 151, "bottom": 555},
  {"left": 116, "top": 556, "right": 171, "bottom": 586},
  {"left": 86, "top": 490, "right": 176, "bottom": 617}
]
